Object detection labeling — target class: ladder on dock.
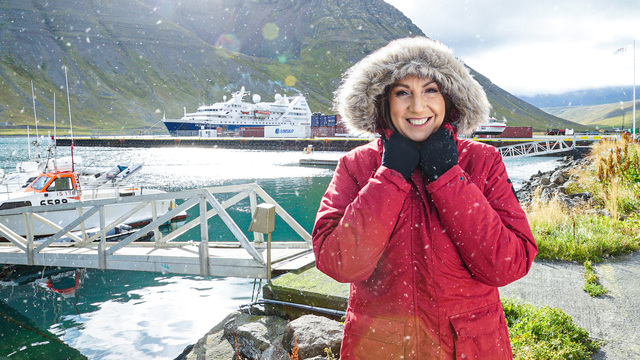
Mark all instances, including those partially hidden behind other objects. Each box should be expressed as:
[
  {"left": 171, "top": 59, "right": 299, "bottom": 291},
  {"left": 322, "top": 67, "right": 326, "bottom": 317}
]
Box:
[
  {"left": 498, "top": 139, "right": 574, "bottom": 158},
  {"left": 0, "top": 184, "right": 314, "bottom": 279}
]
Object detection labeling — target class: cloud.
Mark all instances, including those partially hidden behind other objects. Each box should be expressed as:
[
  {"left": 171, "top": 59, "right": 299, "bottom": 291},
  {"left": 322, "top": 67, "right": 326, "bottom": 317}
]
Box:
[{"left": 384, "top": 0, "right": 640, "bottom": 96}]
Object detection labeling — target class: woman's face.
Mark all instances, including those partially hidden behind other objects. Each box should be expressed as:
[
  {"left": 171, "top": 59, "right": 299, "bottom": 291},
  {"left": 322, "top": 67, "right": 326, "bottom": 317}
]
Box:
[{"left": 388, "top": 75, "right": 446, "bottom": 143}]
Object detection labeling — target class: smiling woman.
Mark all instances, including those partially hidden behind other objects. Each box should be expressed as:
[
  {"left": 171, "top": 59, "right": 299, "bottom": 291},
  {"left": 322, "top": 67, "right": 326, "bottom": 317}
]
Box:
[{"left": 313, "top": 37, "right": 538, "bottom": 359}]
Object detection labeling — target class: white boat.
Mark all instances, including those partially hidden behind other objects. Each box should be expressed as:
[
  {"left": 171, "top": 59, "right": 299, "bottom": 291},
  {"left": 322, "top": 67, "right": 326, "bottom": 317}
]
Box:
[
  {"left": 0, "top": 170, "right": 185, "bottom": 238},
  {"left": 473, "top": 117, "right": 507, "bottom": 136},
  {"left": 0, "top": 150, "right": 78, "bottom": 193},
  {"left": 162, "top": 87, "right": 312, "bottom": 136}
]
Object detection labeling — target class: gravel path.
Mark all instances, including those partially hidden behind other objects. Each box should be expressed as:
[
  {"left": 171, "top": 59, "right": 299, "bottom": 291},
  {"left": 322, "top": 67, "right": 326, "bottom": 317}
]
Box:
[{"left": 500, "top": 252, "right": 640, "bottom": 359}]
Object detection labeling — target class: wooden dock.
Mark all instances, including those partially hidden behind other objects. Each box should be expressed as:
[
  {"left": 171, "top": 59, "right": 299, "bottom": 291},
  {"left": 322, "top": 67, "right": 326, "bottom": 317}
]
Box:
[{"left": 0, "top": 184, "right": 315, "bottom": 279}]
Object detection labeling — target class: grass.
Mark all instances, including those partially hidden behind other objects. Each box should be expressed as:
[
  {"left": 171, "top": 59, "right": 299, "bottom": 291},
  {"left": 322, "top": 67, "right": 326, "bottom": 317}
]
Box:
[
  {"left": 504, "top": 298, "right": 600, "bottom": 359},
  {"left": 582, "top": 261, "right": 608, "bottom": 297},
  {"left": 524, "top": 135, "right": 640, "bottom": 263}
]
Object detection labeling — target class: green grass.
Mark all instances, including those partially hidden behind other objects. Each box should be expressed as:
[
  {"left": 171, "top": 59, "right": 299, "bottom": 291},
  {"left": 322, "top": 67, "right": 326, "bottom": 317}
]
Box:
[
  {"left": 531, "top": 213, "right": 640, "bottom": 263},
  {"left": 582, "top": 261, "right": 608, "bottom": 297},
  {"left": 503, "top": 298, "right": 600, "bottom": 360}
]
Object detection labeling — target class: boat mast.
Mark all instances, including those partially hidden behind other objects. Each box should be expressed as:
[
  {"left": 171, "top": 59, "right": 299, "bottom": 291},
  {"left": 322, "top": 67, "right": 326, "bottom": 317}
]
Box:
[
  {"left": 53, "top": 92, "right": 58, "bottom": 172},
  {"left": 31, "top": 80, "right": 39, "bottom": 142},
  {"left": 64, "top": 66, "right": 75, "bottom": 172}
]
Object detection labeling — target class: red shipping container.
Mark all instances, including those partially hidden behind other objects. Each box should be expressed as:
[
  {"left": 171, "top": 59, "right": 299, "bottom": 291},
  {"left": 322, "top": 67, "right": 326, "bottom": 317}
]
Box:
[
  {"left": 312, "top": 126, "right": 336, "bottom": 137},
  {"left": 241, "top": 127, "right": 265, "bottom": 137},
  {"left": 499, "top": 127, "right": 533, "bottom": 138}
]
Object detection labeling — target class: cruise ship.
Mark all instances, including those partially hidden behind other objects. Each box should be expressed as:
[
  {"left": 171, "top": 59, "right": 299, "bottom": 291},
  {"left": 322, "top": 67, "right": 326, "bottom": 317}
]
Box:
[{"left": 162, "top": 87, "right": 312, "bottom": 136}]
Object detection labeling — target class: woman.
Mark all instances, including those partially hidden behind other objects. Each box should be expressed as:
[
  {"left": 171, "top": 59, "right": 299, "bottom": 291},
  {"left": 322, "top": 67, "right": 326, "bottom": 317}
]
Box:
[{"left": 312, "top": 37, "right": 538, "bottom": 359}]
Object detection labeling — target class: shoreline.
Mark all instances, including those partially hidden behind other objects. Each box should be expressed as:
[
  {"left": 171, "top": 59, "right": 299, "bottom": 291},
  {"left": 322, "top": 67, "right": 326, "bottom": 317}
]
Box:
[{"left": 177, "top": 153, "right": 640, "bottom": 360}]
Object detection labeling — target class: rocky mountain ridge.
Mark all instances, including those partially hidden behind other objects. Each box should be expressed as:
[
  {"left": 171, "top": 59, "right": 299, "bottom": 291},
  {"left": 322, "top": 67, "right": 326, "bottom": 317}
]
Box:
[{"left": 0, "top": 0, "right": 574, "bottom": 133}]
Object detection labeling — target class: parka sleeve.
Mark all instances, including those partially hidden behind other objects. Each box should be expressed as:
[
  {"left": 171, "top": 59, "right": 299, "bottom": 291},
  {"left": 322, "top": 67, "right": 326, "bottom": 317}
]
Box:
[
  {"left": 312, "top": 153, "right": 412, "bottom": 283},
  {"left": 426, "top": 149, "right": 538, "bottom": 287}
]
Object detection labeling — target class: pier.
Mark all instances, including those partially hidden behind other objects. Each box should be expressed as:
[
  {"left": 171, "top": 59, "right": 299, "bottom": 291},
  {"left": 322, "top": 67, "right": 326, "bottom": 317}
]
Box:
[
  {"left": 54, "top": 135, "right": 606, "bottom": 156},
  {"left": 0, "top": 184, "right": 314, "bottom": 279}
]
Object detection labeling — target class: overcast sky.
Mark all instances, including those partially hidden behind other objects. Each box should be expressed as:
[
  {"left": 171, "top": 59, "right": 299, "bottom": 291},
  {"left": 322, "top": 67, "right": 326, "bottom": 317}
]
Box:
[{"left": 383, "top": 0, "right": 639, "bottom": 97}]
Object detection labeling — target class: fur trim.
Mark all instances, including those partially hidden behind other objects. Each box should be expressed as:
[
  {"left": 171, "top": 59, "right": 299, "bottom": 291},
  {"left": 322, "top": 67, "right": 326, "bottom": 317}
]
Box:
[{"left": 333, "top": 37, "right": 491, "bottom": 136}]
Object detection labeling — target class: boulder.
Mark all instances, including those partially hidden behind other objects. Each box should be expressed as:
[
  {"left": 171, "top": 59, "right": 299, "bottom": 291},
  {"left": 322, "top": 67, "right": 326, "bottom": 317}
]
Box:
[
  {"left": 283, "top": 315, "right": 344, "bottom": 359},
  {"left": 177, "top": 312, "right": 345, "bottom": 360}
]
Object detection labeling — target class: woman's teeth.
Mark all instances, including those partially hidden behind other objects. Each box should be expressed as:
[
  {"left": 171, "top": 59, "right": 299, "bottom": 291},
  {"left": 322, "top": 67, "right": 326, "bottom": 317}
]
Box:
[{"left": 408, "top": 117, "right": 430, "bottom": 126}]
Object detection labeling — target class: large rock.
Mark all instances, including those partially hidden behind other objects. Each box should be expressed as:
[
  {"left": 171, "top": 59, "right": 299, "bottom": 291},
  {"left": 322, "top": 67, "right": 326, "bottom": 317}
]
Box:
[
  {"left": 178, "top": 311, "right": 289, "bottom": 360},
  {"left": 177, "top": 311, "right": 345, "bottom": 360},
  {"left": 282, "top": 314, "right": 344, "bottom": 359}
]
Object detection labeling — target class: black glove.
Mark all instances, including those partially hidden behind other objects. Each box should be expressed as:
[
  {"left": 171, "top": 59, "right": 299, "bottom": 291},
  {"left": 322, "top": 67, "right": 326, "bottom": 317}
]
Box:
[
  {"left": 381, "top": 132, "right": 420, "bottom": 180},
  {"left": 419, "top": 127, "right": 458, "bottom": 181}
]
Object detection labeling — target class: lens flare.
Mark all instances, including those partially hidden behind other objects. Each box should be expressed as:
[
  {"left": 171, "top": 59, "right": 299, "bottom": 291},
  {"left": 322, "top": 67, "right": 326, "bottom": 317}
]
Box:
[
  {"left": 215, "top": 33, "right": 241, "bottom": 52},
  {"left": 262, "top": 23, "right": 279, "bottom": 41},
  {"left": 278, "top": 55, "right": 287, "bottom": 63},
  {"left": 285, "top": 75, "right": 297, "bottom": 87}
]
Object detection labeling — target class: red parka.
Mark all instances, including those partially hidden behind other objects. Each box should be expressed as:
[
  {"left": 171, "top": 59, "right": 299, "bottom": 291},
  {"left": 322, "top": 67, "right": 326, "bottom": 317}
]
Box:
[{"left": 312, "top": 134, "right": 537, "bottom": 359}]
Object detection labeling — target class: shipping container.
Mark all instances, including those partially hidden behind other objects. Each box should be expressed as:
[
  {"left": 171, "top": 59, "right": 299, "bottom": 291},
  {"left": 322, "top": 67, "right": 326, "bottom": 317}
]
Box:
[
  {"left": 499, "top": 127, "right": 533, "bottom": 138},
  {"left": 241, "top": 127, "right": 265, "bottom": 137},
  {"left": 334, "top": 122, "right": 348, "bottom": 135},
  {"left": 312, "top": 114, "right": 339, "bottom": 127},
  {"left": 199, "top": 129, "right": 218, "bottom": 138},
  {"left": 312, "top": 126, "right": 336, "bottom": 137}
]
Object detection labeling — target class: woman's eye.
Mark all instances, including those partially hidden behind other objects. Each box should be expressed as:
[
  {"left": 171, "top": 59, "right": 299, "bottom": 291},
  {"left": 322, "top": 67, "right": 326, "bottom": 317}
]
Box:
[
  {"left": 425, "top": 88, "right": 438, "bottom": 94},
  {"left": 394, "top": 90, "right": 410, "bottom": 97}
]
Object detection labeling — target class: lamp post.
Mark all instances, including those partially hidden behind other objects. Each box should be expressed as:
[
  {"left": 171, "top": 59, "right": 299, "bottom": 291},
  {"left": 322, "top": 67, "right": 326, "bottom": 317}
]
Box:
[{"left": 633, "top": 40, "right": 636, "bottom": 138}]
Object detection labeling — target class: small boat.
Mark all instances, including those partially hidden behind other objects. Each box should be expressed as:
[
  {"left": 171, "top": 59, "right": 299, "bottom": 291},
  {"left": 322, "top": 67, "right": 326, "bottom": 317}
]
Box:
[
  {"left": 473, "top": 117, "right": 507, "bottom": 136},
  {"left": 0, "top": 170, "right": 184, "bottom": 238}
]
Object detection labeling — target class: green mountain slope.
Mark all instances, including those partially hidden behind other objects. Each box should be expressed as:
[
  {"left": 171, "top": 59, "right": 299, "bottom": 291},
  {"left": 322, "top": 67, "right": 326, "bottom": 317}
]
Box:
[
  {"left": 543, "top": 100, "right": 639, "bottom": 129},
  {"left": 0, "top": 0, "right": 572, "bottom": 134}
]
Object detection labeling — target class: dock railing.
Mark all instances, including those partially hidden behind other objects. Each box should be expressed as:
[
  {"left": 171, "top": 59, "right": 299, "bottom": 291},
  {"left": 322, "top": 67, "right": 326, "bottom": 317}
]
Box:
[
  {"left": 498, "top": 138, "right": 574, "bottom": 158},
  {"left": 0, "top": 184, "right": 313, "bottom": 279}
]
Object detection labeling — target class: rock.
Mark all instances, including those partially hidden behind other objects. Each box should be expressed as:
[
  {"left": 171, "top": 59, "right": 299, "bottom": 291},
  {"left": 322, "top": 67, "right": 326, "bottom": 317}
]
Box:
[
  {"left": 282, "top": 315, "right": 344, "bottom": 359},
  {"left": 540, "top": 176, "right": 551, "bottom": 186},
  {"left": 550, "top": 170, "right": 567, "bottom": 185},
  {"left": 178, "top": 311, "right": 345, "bottom": 360},
  {"left": 177, "top": 311, "right": 290, "bottom": 360}
]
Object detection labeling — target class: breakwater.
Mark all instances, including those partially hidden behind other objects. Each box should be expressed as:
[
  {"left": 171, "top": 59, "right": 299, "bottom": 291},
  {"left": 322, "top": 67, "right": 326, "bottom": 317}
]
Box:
[{"left": 55, "top": 136, "right": 548, "bottom": 151}]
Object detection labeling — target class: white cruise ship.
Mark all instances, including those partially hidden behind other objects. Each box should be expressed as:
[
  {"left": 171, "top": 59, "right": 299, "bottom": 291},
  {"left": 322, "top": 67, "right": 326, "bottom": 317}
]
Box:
[{"left": 162, "top": 87, "right": 312, "bottom": 136}]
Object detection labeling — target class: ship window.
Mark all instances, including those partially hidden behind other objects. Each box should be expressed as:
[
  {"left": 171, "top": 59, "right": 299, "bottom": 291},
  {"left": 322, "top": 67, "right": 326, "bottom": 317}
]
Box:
[
  {"left": 31, "top": 175, "right": 52, "bottom": 191},
  {"left": 47, "top": 177, "right": 73, "bottom": 192},
  {"left": 0, "top": 201, "right": 32, "bottom": 210}
]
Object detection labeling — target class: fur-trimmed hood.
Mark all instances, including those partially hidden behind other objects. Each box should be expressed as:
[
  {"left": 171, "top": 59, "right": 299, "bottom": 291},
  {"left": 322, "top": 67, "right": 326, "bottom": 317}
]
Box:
[{"left": 333, "top": 37, "right": 490, "bottom": 136}]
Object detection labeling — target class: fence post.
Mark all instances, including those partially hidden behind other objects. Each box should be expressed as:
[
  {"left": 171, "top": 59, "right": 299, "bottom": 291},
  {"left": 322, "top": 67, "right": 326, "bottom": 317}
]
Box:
[
  {"left": 25, "top": 212, "right": 34, "bottom": 266},
  {"left": 199, "top": 193, "right": 210, "bottom": 276},
  {"left": 98, "top": 206, "right": 107, "bottom": 270}
]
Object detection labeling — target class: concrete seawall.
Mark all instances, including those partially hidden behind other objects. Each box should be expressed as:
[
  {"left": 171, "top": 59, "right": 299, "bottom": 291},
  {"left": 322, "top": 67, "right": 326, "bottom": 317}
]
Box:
[{"left": 55, "top": 136, "right": 553, "bottom": 152}]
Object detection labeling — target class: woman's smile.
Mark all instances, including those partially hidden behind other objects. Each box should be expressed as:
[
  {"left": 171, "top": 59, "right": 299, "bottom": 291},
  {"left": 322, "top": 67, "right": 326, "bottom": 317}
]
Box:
[{"left": 407, "top": 116, "right": 432, "bottom": 126}]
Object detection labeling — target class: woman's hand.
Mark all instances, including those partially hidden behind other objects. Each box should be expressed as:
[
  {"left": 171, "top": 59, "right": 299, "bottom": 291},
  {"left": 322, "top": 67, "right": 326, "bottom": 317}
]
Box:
[
  {"left": 381, "top": 132, "right": 420, "bottom": 180},
  {"left": 419, "top": 127, "right": 458, "bottom": 181}
]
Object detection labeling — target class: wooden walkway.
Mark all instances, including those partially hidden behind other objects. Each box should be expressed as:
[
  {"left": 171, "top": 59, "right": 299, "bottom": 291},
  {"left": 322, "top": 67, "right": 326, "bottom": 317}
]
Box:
[{"left": 0, "top": 184, "right": 314, "bottom": 279}]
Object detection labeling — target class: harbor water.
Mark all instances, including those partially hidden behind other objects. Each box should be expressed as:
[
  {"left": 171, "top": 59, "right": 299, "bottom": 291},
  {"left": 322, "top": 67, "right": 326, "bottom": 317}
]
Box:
[{"left": 0, "top": 136, "right": 563, "bottom": 359}]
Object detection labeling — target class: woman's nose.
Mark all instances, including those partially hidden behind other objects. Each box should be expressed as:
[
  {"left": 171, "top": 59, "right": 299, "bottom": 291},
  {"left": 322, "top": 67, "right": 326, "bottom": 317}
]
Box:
[{"left": 410, "top": 95, "right": 425, "bottom": 112}]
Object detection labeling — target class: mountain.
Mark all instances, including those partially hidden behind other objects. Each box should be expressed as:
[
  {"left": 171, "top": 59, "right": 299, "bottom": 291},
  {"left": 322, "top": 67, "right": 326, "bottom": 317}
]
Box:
[
  {"left": 519, "top": 87, "right": 638, "bottom": 129},
  {"left": 519, "top": 86, "right": 636, "bottom": 108},
  {"left": 0, "top": 0, "right": 575, "bottom": 134}
]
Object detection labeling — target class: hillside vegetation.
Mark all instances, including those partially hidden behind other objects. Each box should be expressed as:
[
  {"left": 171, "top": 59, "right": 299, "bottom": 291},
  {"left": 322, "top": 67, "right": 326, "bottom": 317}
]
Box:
[
  {"left": 543, "top": 99, "right": 639, "bottom": 129},
  {"left": 0, "top": 0, "right": 575, "bottom": 134}
]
